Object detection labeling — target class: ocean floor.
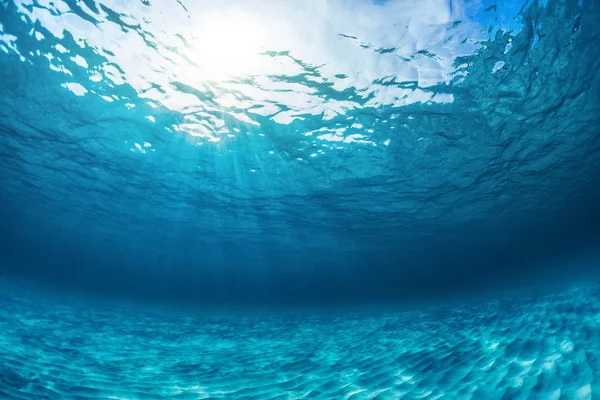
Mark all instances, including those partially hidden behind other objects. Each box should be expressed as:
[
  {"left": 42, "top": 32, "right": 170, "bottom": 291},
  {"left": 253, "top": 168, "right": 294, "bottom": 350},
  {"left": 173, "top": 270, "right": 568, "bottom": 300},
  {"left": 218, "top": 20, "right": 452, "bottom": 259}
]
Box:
[{"left": 0, "top": 282, "right": 599, "bottom": 399}]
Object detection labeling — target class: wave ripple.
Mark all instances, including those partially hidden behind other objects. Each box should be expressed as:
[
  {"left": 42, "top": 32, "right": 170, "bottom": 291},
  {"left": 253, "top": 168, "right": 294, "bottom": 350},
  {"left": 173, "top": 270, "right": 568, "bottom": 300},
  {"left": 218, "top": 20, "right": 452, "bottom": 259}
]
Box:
[{"left": 0, "top": 0, "right": 599, "bottom": 303}]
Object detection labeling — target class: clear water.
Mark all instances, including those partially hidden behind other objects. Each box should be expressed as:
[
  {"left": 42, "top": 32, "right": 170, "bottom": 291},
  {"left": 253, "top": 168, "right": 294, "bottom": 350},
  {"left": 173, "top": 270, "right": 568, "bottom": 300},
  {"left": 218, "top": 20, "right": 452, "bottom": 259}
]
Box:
[{"left": 1, "top": 0, "right": 600, "bottom": 397}]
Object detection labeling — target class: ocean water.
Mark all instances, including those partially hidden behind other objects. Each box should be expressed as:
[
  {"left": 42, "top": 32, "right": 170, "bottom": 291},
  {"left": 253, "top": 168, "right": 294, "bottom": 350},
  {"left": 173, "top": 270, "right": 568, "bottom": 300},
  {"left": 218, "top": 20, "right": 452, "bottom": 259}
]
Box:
[{"left": 1, "top": 0, "right": 600, "bottom": 398}]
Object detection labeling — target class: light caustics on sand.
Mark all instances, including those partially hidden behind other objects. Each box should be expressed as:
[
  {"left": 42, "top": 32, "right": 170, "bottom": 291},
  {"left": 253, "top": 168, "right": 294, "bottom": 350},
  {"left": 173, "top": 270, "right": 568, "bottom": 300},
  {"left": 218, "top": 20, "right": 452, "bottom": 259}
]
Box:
[{"left": 0, "top": 281, "right": 599, "bottom": 399}]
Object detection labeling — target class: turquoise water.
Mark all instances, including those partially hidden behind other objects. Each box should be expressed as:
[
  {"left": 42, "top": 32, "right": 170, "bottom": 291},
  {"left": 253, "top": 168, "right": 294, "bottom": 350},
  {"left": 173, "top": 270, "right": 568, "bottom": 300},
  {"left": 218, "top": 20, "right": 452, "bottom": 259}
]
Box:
[
  {"left": 1, "top": 0, "right": 600, "bottom": 397},
  {"left": 1, "top": 0, "right": 598, "bottom": 303}
]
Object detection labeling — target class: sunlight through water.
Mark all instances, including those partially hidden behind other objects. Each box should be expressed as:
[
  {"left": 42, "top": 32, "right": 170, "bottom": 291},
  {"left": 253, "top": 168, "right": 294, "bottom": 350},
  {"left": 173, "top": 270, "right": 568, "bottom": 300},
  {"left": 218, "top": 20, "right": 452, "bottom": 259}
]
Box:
[
  {"left": 1, "top": 0, "right": 598, "bottom": 300},
  {"left": 1, "top": 0, "right": 600, "bottom": 397},
  {"left": 184, "top": 9, "right": 268, "bottom": 81}
]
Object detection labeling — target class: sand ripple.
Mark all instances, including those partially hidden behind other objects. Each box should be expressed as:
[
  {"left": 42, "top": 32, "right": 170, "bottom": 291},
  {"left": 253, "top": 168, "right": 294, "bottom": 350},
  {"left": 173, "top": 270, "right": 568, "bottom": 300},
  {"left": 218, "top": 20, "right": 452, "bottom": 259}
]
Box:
[{"left": 1, "top": 285, "right": 599, "bottom": 399}]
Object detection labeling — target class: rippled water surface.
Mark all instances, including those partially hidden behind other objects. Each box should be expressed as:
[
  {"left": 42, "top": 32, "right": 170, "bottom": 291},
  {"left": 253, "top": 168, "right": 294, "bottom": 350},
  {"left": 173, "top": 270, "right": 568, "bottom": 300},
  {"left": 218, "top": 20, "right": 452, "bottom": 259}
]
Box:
[{"left": 1, "top": 0, "right": 599, "bottom": 300}]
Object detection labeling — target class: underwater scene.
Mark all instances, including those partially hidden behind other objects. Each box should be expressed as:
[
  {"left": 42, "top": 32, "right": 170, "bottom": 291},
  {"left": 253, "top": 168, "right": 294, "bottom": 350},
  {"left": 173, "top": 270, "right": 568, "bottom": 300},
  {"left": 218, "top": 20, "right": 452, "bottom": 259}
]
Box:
[{"left": 1, "top": 0, "right": 600, "bottom": 398}]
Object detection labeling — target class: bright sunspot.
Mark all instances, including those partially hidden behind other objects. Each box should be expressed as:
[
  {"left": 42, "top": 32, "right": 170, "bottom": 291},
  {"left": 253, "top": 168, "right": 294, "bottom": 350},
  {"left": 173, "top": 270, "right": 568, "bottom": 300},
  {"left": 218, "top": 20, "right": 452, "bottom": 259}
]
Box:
[{"left": 188, "top": 10, "right": 268, "bottom": 80}]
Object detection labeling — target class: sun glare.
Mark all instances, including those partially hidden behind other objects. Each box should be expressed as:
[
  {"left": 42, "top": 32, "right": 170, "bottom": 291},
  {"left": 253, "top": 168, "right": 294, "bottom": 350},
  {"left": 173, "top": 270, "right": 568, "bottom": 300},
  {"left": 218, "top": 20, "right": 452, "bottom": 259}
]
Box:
[{"left": 188, "top": 10, "right": 268, "bottom": 81}]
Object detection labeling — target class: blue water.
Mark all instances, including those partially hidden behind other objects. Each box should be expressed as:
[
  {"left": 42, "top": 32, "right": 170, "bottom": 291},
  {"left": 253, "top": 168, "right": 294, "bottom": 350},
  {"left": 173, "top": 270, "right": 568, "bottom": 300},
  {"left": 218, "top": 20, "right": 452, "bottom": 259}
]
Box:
[{"left": 1, "top": 0, "right": 600, "bottom": 397}]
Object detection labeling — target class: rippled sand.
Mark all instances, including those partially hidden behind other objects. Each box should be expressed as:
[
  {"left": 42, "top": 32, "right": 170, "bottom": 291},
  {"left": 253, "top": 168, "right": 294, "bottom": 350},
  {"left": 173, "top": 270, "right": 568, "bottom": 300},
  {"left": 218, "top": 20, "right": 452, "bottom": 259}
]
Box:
[{"left": 1, "top": 284, "right": 599, "bottom": 399}]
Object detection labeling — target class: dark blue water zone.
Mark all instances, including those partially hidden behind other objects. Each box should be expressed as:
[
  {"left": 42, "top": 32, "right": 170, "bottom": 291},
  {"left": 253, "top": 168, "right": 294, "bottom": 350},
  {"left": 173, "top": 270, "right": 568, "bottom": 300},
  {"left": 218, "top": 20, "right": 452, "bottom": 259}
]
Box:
[{"left": 1, "top": 0, "right": 600, "bottom": 397}]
